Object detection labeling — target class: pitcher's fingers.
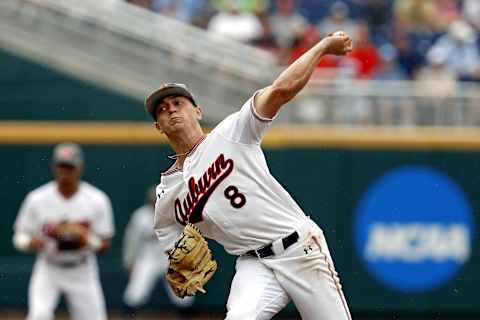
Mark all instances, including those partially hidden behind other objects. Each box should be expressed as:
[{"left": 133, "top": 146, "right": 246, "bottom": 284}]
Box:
[
  {"left": 333, "top": 31, "right": 347, "bottom": 37},
  {"left": 345, "top": 39, "right": 353, "bottom": 51}
]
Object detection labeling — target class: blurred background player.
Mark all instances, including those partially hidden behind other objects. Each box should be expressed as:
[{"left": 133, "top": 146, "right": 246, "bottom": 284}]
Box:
[
  {"left": 12, "top": 143, "right": 115, "bottom": 320},
  {"left": 122, "top": 186, "right": 194, "bottom": 318}
]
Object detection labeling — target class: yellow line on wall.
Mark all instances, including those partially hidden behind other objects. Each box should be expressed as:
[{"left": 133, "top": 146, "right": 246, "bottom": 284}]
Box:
[
  {"left": 0, "top": 121, "right": 166, "bottom": 144},
  {"left": 264, "top": 126, "right": 480, "bottom": 150},
  {"left": 1, "top": 121, "right": 480, "bottom": 150}
]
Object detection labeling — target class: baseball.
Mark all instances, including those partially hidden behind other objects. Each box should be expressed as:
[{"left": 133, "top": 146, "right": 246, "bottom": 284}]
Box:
[{"left": 333, "top": 31, "right": 347, "bottom": 37}]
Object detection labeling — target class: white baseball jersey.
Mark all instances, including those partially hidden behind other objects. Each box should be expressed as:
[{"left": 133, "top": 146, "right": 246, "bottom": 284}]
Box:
[
  {"left": 154, "top": 93, "right": 309, "bottom": 255},
  {"left": 14, "top": 181, "right": 115, "bottom": 265}
]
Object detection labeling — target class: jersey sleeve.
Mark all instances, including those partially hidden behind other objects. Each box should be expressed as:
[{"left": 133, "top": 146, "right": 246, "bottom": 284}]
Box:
[
  {"left": 92, "top": 193, "right": 115, "bottom": 238},
  {"left": 213, "top": 90, "right": 274, "bottom": 145},
  {"left": 13, "top": 193, "right": 40, "bottom": 235},
  {"left": 153, "top": 203, "right": 182, "bottom": 253}
]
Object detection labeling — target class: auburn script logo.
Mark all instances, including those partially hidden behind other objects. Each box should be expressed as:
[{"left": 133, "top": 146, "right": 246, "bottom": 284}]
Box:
[{"left": 175, "top": 154, "right": 234, "bottom": 225}]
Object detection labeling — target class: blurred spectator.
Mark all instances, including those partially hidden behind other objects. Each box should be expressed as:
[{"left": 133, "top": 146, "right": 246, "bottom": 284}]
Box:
[
  {"left": 427, "top": 20, "right": 480, "bottom": 81},
  {"left": 392, "top": 0, "right": 439, "bottom": 77},
  {"left": 152, "top": 0, "right": 209, "bottom": 23},
  {"left": 391, "top": 31, "right": 424, "bottom": 78},
  {"left": 270, "top": 0, "right": 308, "bottom": 64},
  {"left": 345, "top": 22, "right": 380, "bottom": 78},
  {"left": 415, "top": 48, "right": 458, "bottom": 124},
  {"left": 318, "top": 1, "right": 357, "bottom": 38},
  {"left": 353, "top": 0, "right": 392, "bottom": 30},
  {"left": 211, "top": 0, "right": 270, "bottom": 14},
  {"left": 289, "top": 26, "right": 321, "bottom": 64},
  {"left": 124, "top": 0, "right": 480, "bottom": 82},
  {"left": 251, "top": 10, "right": 277, "bottom": 52},
  {"left": 374, "top": 43, "right": 407, "bottom": 80},
  {"left": 433, "top": 0, "right": 462, "bottom": 32},
  {"left": 207, "top": 1, "right": 263, "bottom": 43},
  {"left": 416, "top": 48, "right": 457, "bottom": 96},
  {"left": 463, "top": 0, "right": 480, "bottom": 31},
  {"left": 126, "top": 0, "right": 153, "bottom": 10},
  {"left": 394, "top": 0, "right": 436, "bottom": 32}
]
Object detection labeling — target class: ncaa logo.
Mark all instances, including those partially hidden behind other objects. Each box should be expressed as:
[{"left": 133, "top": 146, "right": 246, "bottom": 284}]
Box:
[{"left": 354, "top": 166, "right": 474, "bottom": 293}]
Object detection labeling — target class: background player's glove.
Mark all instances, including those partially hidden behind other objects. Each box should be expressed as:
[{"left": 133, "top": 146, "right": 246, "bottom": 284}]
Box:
[
  {"left": 166, "top": 223, "right": 217, "bottom": 298},
  {"left": 53, "top": 222, "right": 88, "bottom": 251}
]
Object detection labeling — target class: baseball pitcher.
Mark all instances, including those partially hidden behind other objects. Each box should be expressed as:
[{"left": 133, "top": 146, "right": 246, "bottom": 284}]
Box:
[
  {"left": 12, "top": 143, "right": 115, "bottom": 320},
  {"left": 147, "top": 31, "right": 353, "bottom": 319}
]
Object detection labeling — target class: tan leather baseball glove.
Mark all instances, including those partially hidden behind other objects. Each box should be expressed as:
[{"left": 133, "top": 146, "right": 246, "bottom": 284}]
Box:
[
  {"left": 53, "top": 222, "right": 88, "bottom": 251},
  {"left": 166, "top": 223, "right": 218, "bottom": 298}
]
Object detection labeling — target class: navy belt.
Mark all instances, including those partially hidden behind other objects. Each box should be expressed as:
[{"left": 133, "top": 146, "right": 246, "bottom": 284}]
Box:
[
  {"left": 46, "top": 256, "right": 87, "bottom": 268},
  {"left": 246, "top": 231, "right": 299, "bottom": 258}
]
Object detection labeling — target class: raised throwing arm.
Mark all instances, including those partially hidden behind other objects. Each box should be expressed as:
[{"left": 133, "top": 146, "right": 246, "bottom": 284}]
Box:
[{"left": 255, "top": 31, "right": 353, "bottom": 119}]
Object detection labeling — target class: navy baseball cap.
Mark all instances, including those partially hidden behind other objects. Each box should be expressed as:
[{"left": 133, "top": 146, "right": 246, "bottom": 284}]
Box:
[{"left": 145, "top": 83, "right": 197, "bottom": 120}]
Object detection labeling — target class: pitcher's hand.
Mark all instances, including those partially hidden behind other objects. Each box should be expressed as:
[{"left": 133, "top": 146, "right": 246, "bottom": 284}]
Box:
[{"left": 321, "top": 31, "right": 353, "bottom": 56}]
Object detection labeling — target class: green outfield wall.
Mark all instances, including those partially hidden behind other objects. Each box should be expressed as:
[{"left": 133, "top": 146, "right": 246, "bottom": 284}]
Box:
[
  {"left": 0, "top": 50, "right": 145, "bottom": 122},
  {"left": 1, "top": 145, "right": 479, "bottom": 316}
]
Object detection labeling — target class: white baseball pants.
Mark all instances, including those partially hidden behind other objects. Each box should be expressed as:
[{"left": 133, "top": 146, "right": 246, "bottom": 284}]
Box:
[
  {"left": 123, "top": 248, "right": 194, "bottom": 308},
  {"left": 26, "top": 257, "right": 107, "bottom": 320},
  {"left": 226, "top": 219, "right": 351, "bottom": 320}
]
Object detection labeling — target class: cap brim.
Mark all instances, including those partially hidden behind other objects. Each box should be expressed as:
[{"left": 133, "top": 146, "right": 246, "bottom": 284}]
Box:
[
  {"left": 54, "top": 160, "right": 82, "bottom": 167},
  {"left": 145, "top": 87, "right": 196, "bottom": 119}
]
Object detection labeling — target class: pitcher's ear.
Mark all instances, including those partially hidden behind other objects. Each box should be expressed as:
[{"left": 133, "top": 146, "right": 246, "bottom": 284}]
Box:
[
  {"left": 196, "top": 106, "right": 203, "bottom": 120},
  {"left": 154, "top": 122, "right": 164, "bottom": 133}
]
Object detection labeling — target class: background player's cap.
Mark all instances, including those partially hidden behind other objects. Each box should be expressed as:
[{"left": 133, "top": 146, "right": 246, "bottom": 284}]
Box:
[
  {"left": 145, "top": 83, "right": 197, "bottom": 120},
  {"left": 52, "top": 143, "right": 84, "bottom": 167}
]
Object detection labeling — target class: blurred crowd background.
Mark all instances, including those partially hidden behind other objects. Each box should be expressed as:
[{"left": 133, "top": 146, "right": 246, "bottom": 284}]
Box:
[
  {"left": 126, "top": 0, "right": 480, "bottom": 82},
  {"left": 2, "top": 0, "right": 480, "bottom": 319}
]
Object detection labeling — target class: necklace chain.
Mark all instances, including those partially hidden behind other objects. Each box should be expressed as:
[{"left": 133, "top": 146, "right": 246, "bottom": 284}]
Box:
[
  {"left": 167, "top": 135, "right": 205, "bottom": 160},
  {"left": 167, "top": 151, "right": 189, "bottom": 160}
]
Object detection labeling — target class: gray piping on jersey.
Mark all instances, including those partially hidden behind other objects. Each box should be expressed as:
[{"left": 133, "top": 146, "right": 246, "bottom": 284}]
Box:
[
  {"left": 161, "top": 167, "right": 182, "bottom": 176},
  {"left": 317, "top": 240, "right": 352, "bottom": 320},
  {"left": 250, "top": 90, "right": 275, "bottom": 123},
  {"left": 161, "top": 136, "right": 207, "bottom": 176}
]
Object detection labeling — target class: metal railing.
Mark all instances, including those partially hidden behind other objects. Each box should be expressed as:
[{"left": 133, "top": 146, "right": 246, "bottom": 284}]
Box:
[{"left": 283, "top": 78, "right": 480, "bottom": 127}]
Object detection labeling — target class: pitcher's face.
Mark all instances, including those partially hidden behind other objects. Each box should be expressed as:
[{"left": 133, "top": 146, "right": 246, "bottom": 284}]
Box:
[{"left": 154, "top": 96, "right": 203, "bottom": 135}]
